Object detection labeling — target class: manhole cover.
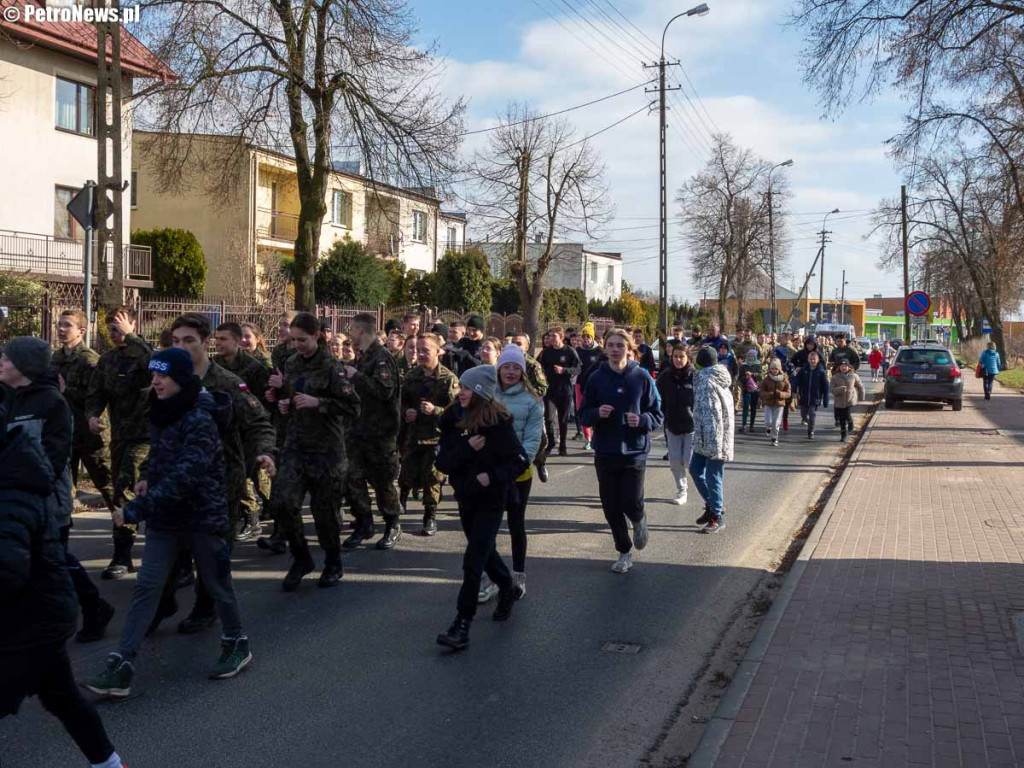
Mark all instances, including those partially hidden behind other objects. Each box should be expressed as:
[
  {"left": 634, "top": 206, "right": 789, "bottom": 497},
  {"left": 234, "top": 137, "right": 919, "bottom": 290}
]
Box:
[{"left": 602, "top": 641, "right": 642, "bottom": 654}]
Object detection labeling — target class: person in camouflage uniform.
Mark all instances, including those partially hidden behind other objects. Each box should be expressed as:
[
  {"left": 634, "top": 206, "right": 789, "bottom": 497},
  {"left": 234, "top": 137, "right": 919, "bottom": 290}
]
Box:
[
  {"left": 162, "top": 314, "right": 278, "bottom": 633},
  {"left": 51, "top": 309, "right": 115, "bottom": 511},
  {"left": 266, "top": 312, "right": 360, "bottom": 591},
  {"left": 86, "top": 308, "right": 152, "bottom": 580},
  {"left": 214, "top": 321, "right": 273, "bottom": 535},
  {"left": 399, "top": 333, "right": 459, "bottom": 523},
  {"left": 510, "top": 332, "right": 551, "bottom": 481},
  {"left": 340, "top": 313, "right": 405, "bottom": 548}
]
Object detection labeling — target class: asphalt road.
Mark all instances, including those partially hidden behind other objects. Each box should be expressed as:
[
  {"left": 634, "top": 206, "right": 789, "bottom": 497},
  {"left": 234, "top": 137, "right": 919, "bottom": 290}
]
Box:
[{"left": 1, "top": 380, "right": 881, "bottom": 768}]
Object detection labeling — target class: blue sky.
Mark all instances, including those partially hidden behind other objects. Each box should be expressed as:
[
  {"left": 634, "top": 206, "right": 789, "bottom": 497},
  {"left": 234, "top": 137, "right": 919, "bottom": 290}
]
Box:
[{"left": 415, "top": 0, "right": 911, "bottom": 304}]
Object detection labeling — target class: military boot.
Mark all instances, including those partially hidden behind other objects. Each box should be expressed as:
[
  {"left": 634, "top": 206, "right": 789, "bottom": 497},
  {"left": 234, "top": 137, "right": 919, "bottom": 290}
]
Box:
[
  {"left": 318, "top": 550, "right": 344, "bottom": 588},
  {"left": 436, "top": 616, "right": 471, "bottom": 651},
  {"left": 282, "top": 540, "right": 316, "bottom": 592},
  {"left": 342, "top": 516, "right": 376, "bottom": 548},
  {"left": 376, "top": 518, "right": 402, "bottom": 550},
  {"left": 101, "top": 528, "right": 136, "bottom": 580},
  {"left": 256, "top": 524, "right": 287, "bottom": 555}
]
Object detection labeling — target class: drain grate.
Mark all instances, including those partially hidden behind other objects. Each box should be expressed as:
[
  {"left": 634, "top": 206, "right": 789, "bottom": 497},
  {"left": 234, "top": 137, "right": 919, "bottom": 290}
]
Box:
[{"left": 602, "top": 641, "right": 642, "bottom": 654}]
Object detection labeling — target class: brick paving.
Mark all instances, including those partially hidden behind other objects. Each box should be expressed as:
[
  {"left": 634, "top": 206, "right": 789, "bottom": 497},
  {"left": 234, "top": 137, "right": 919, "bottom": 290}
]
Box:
[{"left": 711, "top": 375, "right": 1024, "bottom": 768}]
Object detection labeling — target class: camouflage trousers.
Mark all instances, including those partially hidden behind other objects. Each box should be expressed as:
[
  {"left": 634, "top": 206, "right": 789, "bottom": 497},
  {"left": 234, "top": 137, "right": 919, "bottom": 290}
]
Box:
[
  {"left": 241, "top": 467, "right": 273, "bottom": 523},
  {"left": 111, "top": 439, "right": 149, "bottom": 535},
  {"left": 271, "top": 450, "right": 346, "bottom": 552},
  {"left": 348, "top": 446, "right": 401, "bottom": 523},
  {"left": 70, "top": 442, "right": 116, "bottom": 512},
  {"left": 399, "top": 445, "right": 443, "bottom": 513}
]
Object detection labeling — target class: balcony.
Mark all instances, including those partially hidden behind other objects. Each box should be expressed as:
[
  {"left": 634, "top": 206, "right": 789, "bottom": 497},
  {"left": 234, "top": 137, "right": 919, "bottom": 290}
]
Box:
[
  {"left": 365, "top": 230, "right": 401, "bottom": 256},
  {"left": 0, "top": 230, "right": 151, "bottom": 281},
  {"left": 256, "top": 208, "right": 300, "bottom": 242}
]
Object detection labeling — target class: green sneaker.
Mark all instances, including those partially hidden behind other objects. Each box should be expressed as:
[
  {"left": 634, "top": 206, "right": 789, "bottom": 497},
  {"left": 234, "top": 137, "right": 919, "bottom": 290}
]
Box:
[
  {"left": 208, "top": 636, "right": 252, "bottom": 680},
  {"left": 83, "top": 653, "right": 133, "bottom": 698}
]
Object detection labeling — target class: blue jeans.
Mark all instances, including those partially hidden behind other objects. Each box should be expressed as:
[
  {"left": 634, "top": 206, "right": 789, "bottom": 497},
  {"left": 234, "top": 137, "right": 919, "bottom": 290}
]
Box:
[
  {"left": 741, "top": 391, "right": 760, "bottom": 428},
  {"left": 984, "top": 373, "right": 996, "bottom": 396},
  {"left": 689, "top": 453, "right": 725, "bottom": 519}
]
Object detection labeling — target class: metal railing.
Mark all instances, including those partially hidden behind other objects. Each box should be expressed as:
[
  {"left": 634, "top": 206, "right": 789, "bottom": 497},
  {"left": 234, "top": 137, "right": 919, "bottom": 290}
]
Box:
[
  {"left": 255, "top": 208, "right": 300, "bottom": 241},
  {"left": 0, "top": 230, "right": 151, "bottom": 280},
  {"left": 366, "top": 230, "right": 401, "bottom": 256}
]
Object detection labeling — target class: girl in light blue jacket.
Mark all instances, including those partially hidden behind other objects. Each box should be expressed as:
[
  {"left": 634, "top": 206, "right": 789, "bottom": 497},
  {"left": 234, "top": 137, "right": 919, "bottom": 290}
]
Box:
[
  {"left": 487, "top": 344, "right": 544, "bottom": 600},
  {"left": 979, "top": 342, "right": 1001, "bottom": 400}
]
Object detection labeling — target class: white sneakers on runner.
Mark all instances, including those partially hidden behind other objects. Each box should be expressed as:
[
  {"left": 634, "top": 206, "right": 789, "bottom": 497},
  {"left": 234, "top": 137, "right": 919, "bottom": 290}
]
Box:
[{"left": 611, "top": 552, "right": 633, "bottom": 574}]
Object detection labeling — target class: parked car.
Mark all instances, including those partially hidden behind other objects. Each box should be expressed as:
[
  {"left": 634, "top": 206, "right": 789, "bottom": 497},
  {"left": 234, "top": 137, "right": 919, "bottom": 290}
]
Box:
[{"left": 884, "top": 343, "right": 963, "bottom": 411}]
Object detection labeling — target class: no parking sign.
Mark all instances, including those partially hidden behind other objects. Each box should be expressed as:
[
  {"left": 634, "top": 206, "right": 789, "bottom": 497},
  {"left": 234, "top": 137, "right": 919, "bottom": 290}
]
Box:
[{"left": 905, "top": 291, "right": 931, "bottom": 317}]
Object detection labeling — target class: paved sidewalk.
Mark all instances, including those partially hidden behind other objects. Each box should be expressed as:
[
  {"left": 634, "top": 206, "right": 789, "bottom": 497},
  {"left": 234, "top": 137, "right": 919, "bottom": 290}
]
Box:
[{"left": 693, "top": 375, "right": 1024, "bottom": 768}]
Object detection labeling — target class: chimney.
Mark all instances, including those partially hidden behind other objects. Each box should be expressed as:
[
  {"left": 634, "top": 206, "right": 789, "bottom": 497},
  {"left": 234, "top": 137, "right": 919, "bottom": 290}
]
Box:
[{"left": 534, "top": 230, "right": 545, "bottom": 244}]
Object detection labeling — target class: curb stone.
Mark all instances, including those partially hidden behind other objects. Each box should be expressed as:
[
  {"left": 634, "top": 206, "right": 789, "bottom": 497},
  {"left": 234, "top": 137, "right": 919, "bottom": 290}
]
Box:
[{"left": 686, "top": 402, "right": 879, "bottom": 768}]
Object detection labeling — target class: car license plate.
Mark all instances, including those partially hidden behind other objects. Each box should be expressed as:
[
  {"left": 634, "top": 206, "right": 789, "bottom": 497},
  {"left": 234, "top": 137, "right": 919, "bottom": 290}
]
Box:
[{"left": 913, "top": 373, "right": 937, "bottom": 380}]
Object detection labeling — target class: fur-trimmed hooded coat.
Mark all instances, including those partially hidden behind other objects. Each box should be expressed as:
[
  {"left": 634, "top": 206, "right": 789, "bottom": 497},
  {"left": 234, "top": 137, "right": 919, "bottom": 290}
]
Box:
[{"left": 692, "top": 364, "right": 735, "bottom": 462}]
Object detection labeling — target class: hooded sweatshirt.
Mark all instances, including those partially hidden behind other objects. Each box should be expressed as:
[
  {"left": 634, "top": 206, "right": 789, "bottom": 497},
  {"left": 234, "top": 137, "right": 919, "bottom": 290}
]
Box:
[
  {"left": 579, "top": 359, "right": 664, "bottom": 461},
  {"left": 692, "top": 364, "right": 735, "bottom": 461},
  {"left": 656, "top": 362, "right": 694, "bottom": 435}
]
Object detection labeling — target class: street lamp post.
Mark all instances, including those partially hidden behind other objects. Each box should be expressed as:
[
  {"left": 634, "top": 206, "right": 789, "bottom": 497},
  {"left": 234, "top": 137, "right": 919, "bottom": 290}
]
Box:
[
  {"left": 818, "top": 208, "right": 839, "bottom": 325},
  {"left": 656, "top": 3, "right": 710, "bottom": 334},
  {"left": 766, "top": 159, "right": 793, "bottom": 333}
]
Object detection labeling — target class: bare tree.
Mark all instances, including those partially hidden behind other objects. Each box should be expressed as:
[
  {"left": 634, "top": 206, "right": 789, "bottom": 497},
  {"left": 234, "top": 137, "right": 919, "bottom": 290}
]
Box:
[
  {"left": 133, "top": 0, "right": 464, "bottom": 310},
  {"left": 469, "top": 104, "right": 612, "bottom": 343},
  {"left": 677, "top": 134, "right": 786, "bottom": 330}
]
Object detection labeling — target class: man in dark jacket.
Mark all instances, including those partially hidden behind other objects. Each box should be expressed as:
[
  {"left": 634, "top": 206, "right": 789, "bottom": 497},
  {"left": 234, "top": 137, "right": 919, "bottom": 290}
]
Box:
[
  {"left": 0, "top": 426, "right": 124, "bottom": 768},
  {"left": 538, "top": 325, "right": 581, "bottom": 456},
  {"left": 86, "top": 307, "right": 151, "bottom": 580},
  {"left": 632, "top": 328, "right": 657, "bottom": 375},
  {"left": 700, "top": 324, "right": 730, "bottom": 351},
  {"left": 435, "top": 323, "right": 478, "bottom": 377},
  {"left": 794, "top": 350, "right": 830, "bottom": 439},
  {"left": 1, "top": 337, "right": 114, "bottom": 644},
  {"left": 342, "top": 312, "right": 405, "bottom": 546},
  {"left": 458, "top": 314, "right": 486, "bottom": 359},
  {"left": 828, "top": 334, "right": 861, "bottom": 372}
]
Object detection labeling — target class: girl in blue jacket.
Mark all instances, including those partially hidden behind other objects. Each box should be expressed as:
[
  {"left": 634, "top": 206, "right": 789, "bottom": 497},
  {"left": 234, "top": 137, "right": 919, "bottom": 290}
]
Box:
[
  {"left": 979, "top": 342, "right": 1001, "bottom": 400},
  {"left": 580, "top": 329, "right": 664, "bottom": 574}
]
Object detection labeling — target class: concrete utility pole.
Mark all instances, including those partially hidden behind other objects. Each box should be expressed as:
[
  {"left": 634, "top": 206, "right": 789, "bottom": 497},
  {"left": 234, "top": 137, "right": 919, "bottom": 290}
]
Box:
[
  {"left": 901, "top": 184, "right": 911, "bottom": 345},
  {"left": 766, "top": 160, "right": 793, "bottom": 333},
  {"left": 648, "top": 3, "right": 709, "bottom": 334},
  {"left": 817, "top": 208, "right": 839, "bottom": 324},
  {"left": 95, "top": 2, "right": 127, "bottom": 309},
  {"left": 839, "top": 269, "right": 847, "bottom": 324}
]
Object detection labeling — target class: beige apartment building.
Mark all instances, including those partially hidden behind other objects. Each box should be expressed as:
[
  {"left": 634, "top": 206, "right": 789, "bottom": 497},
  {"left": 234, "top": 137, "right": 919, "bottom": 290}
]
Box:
[{"left": 132, "top": 133, "right": 465, "bottom": 295}]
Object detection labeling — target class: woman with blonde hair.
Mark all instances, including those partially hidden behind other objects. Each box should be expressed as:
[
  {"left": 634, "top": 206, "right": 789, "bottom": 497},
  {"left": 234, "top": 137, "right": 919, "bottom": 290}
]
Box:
[
  {"left": 239, "top": 323, "right": 270, "bottom": 366},
  {"left": 434, "top": 366, "right": 529, "bottom": 651},
  {"left": 579, "top": 328, "right": 664, "bottom": 574}
]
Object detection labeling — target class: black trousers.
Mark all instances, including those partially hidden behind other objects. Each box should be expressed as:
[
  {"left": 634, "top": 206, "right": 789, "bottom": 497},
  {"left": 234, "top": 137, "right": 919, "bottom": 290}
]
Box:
[
  {"left": 0, "top": 643, "right": 116, "bottom": 764},
  {"left": 543, "top": 386, "right": 572, "bottom": 450},
  {"left": 505, "top": 478, "right": 533, "bottom": 573},
  {"left": 594, "top": 456, "right": 647, "bottom": 554},
  {"left": 59, "top": 525, "right": 100, "bottom": 614},
  {"left": 835, "top": 406, "right": 854, "bottom": 435},
  {"left": 456, "top": 497, "right": 513, "bottom": 620}
]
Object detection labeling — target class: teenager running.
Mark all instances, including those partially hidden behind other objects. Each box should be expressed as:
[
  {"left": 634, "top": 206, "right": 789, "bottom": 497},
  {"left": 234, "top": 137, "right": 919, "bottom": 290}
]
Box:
[
  {"left": 691, "top": 347, "right": 734, "bottom": 533},
  {"left": 434, "top": 366, "right": 529, "bottom": 651},
  {"left": 538, "top": 326, "right": 581, "bottom": 456},
  {"left": 579, "top": 329, "right": 664, "bottom": 573},
  {"left": 84, "top": 348, "right": 251, "bottom": 698},
  {"left": 656, "top": 343, "right": 695, "bottom": 505}
]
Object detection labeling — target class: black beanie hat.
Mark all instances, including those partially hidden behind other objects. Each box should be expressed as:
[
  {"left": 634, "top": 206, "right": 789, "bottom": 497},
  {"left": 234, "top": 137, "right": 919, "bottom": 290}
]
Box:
[
  {"left": 430, "top": 323, "right": 449, "bottom": 342},
  {"left": 149, "top": 347, "right": 195, "bottom": 387},
  {"left": 2, "top": 337, "right": 51, "bottom": 381},
  {"left": 696, "top": 346, "right": 718, "bottom": 369},
  {"left": 384, "top": 318, "right": 401, "bottom": 334},
  {"left": 467, "top": 314, "right": 485, "bottom": 331}
]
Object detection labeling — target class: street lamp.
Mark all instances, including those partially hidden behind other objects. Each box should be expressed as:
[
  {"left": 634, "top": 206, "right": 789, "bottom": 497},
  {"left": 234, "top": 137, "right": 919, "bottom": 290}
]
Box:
[
  {"left": 766, "top": 159, "right": 793, "bottom": 332},
  {"left": 818, "top": 208, "right": 839, "bottom": 324},
  {"left": 656, "top": 3, "right": 710, "bottom": 334}
]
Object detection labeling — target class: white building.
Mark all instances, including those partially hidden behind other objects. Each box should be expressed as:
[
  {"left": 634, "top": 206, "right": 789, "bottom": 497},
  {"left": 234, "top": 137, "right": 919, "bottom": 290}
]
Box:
[
  {"left": 474, "top": 240, "right": 622, "bottom": 302},
  {"left": 438, "top": 211, "right": 467, "bottom": 259},
  {"left": 0, "top": 3, "right": 172, "bottom": 287}
]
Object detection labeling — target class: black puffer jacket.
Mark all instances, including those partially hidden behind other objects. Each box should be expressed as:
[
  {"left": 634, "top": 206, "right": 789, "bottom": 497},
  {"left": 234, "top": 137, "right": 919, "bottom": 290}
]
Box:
[
  {"left": 656, "top": 363, "right": 695, "bottom": 435},
  {"left": 125, "top": 388, "right": 231, "bottom": 536},
  {"left": 0, "top": 426, "right": 77, "bottom": 655},
  {"left": 435, "top": 406, "right": 528, "bottom": 505}
]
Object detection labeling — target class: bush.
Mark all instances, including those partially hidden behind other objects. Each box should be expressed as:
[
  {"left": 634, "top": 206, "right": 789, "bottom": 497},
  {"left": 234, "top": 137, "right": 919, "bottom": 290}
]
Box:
[
  {"left": 0, "top": 274, "right": 46, "bottom": 340},
  {"left": 491, "top": 278, "right": 520, "bottom": 315},
  {"left": 610, "top": 292, "right": 646, "bottom": 328},
  {"left": 541, "top": 288, "right": 588, "bottom": 323},
  {"left": 132, "top": 228, "right": 207, "bottom": 298},
  {"left": 315, "top": 238, "right": 392, "bottom": 305},
  {"left": 435, "top": 248, "right": 492, "bottom": 313}
]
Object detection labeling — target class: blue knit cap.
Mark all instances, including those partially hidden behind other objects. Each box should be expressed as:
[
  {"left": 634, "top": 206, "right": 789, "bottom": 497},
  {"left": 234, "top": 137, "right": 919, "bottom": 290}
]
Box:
[{"left": 149, "top": 347, "right": 194, "bottom": 387}]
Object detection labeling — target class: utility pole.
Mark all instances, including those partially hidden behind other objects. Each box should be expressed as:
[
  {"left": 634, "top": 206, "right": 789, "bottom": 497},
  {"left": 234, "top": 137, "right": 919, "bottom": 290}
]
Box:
[
  {"left": 95, "top": 2, "right": 127, "bottom": 309},
  {"left": 649, "top": 3, "right": 709, "bottom": 334},
  {"left": 901, "top": 184, "right": 911, "bottom": 345},
  {"left": 839, "top": 269, "right": 847, "bottom": 324},
  {"left": 817, "top": 208, "right": 839, "bottom": 325},
  {"left": 766, "top": 160, "right": 793, "bottom": 333}
]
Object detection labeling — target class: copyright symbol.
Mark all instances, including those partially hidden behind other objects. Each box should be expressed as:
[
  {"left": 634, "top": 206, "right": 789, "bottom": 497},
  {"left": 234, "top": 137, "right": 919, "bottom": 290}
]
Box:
[{"left": 2, "top": 5, "right": 20, "bottom": 21}]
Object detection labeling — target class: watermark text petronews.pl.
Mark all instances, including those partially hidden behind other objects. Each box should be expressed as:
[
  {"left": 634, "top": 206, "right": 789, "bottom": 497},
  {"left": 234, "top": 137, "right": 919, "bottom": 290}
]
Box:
[{"left": 2, "top": 3, "right": 141, "bottom": 24}]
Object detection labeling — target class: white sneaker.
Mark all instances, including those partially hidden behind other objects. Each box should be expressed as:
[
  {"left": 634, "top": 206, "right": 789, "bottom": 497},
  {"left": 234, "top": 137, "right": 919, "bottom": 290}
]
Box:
[
  {"left": 673, "top": 490, "right": 688, "bottom": 506},
  {"left": 611, "top": 552, "right": 632, "bottom": 574},
  {"left": 633, "top": 516, "right": 649, "bottom": 550},
  {"left": 477, "top": 575, "right": 499, "bottom": 603},
  {"left": 512, "top": 571, "right": 526, "bottom": 600}
]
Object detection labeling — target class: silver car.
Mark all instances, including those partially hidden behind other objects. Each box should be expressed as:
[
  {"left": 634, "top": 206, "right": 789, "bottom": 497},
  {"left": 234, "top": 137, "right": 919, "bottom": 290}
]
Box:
[{"left": 884, "top": 343, "right": 963, "bottom": 411}]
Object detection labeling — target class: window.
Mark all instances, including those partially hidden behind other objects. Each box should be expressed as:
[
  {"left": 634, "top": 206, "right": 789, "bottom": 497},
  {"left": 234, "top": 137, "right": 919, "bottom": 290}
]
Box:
[
  {"left": 589, "top": 263, "right": 598, "bottom": 283},
  {"left": 447, "top": 226, "right": 458, "bottom": 248},
  {"left": 54, "top": 186, "right": 82, "bottom": 241},
  {"left": 130, "top": 170, "right": 138, "bottom": 208},
  {"left": 412, "top": 210, "right": 426, "bottom": 242},
  {"left": 606, "top": 265, "right": 614, "bottom": 285},
  {"left": 331, "top": 189, "right": 352, "bottom": 227},
  {"left": 55, "top": 77, "right": 95, "bottom": 136}
]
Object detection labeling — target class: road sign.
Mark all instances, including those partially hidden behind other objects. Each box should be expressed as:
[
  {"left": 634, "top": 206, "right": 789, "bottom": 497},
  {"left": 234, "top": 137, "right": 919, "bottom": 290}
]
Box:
[
  {"left": 905, "top": 290, "right": 931, "bottom": 316},
  {"left": 982, "top": 318, "right": 993, "bottom": 334},
  {"left": 66, "top": 184, "right": 96, "bottom": 230}
]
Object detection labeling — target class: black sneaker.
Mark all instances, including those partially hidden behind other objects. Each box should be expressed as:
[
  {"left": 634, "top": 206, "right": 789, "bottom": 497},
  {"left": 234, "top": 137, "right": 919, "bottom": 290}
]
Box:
[
  {"left": 808, "top": 430, "right": 815, "bottom": 440},
  {"left": 83, "top": 653, "right": 134, "bottom": 698},
  {"left": 177, "top": 610, "right": 216, "bottom": 635},
  {"left": 376, "top": 521, "right": 402, "bottom": 550},
  {"left": 436, "top": 616, "right": 470, "bottom": 651},
  {"left": 536, "top": 466, "right": 549, "bottom": 483},
  {"left": 421, "top": 514, "right": 437, "bottom": 537},
  {"left": 101, "top": 559, "right": 132, "bottom": 580},
  {"left": 342, "top": 522, "right": 376, "bottom": 549},
  {"left": 256, "top": 530, "right": 287, "bottom": 554},
  {"left": 493, "top": 588, "right": 516, "bottom": 621},
  {"left": 701, "top": 519, "right": 726, "bottom": 534},
  {"left": 234, "top": 520, "right": 262, "bottom": 542},
  {"left": 76, "top": 599, "right": 115, "bottom": 644},
  {"left": 695, "top": 505, "right": 713, "bottom": 526},
  {"left": 208, "top": 636, "right": 252, "bottom": 679},
  {"left": 282, "top": 546, "right": 316, "bottom": 591},
  {"left": 318, "top": 552, "right": 344, "bottom": 588}
]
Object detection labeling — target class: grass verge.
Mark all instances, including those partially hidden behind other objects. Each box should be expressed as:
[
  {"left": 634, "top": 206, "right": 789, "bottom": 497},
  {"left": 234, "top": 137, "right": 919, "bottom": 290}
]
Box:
[{"left": 998, "top": 369, "right": 1024, "bottom": 390}]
